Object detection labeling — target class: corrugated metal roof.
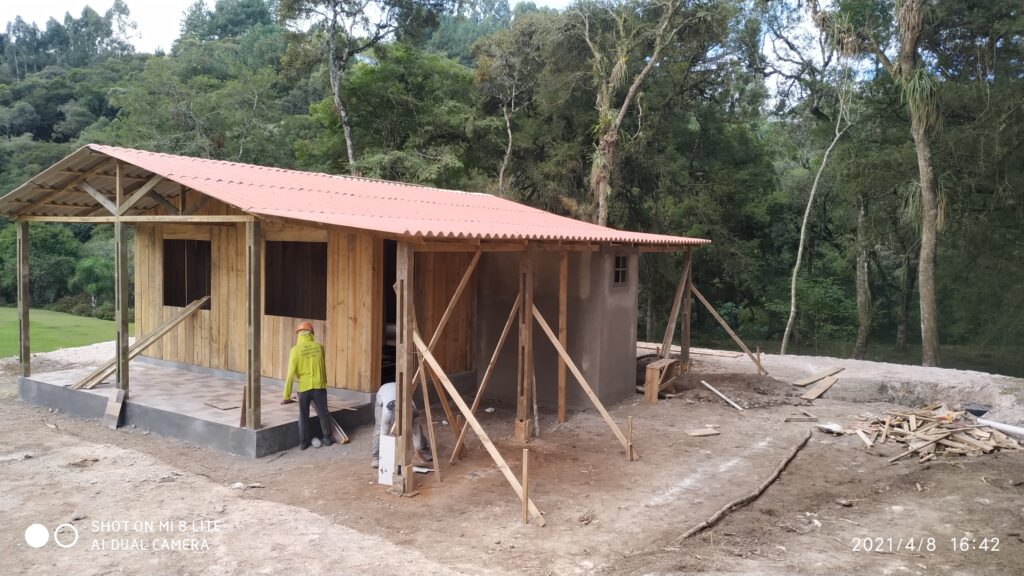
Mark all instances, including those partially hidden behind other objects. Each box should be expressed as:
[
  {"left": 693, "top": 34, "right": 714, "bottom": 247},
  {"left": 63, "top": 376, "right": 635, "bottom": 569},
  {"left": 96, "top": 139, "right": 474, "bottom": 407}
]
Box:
[{"left": 2, "top": 144, "right": 710, "bottom": 246}]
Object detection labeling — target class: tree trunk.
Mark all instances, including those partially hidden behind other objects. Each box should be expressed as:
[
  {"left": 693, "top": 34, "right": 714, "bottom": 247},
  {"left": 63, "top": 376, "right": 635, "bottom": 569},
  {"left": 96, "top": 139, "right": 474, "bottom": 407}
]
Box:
[
  {"left": 853, "top": 190, "right": 872, "bottom": 359},
  {"left": 895, "top": 253, "right": 915, "bottom": 353},
  {"left": 590, "top": 130, "right": 618, "bottom": 225},
  {"left": 781, "top": 120, "right": 849, "bottom": 354},
  {"left": 326, "top": 45, "right": 357, "bottom": 173},
  {"left": 498, "top": 105, "right": 513, "bottom": 197},
  {"left": 913, "top": 125, "right": 940, "bottom": 366}
]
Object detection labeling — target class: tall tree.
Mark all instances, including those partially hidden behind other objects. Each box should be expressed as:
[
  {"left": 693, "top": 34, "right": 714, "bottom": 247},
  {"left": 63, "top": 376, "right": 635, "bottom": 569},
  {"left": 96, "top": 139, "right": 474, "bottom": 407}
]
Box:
[
  {"left": 279, "top": 0, "right": 449, "bottom": 174},
  {"left": 812, "top": 0, "right": 943, "bottom": 366},
  {"left": 574, "top": 0, "right": 713, "bottom": 225}
]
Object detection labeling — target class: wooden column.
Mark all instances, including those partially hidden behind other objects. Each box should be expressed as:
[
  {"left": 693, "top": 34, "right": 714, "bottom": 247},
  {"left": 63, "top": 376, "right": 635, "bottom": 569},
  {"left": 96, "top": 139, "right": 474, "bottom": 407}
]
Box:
[
  {"left": 515, "top": 247, "right": 534, "bottom": 442},
  {"left": 394, "top": 242, "right": 415, "bottom": 493},
  {"left": 16, "top": 221, "right": 30, "bottom": 377},
  {"left": 245, "top": 220, "right": 262, "bottom": 429},
  {"left": 680, "top": 248, "right": 693, "bottom": 366},
  {"left": 557, "top": 251, "right": 568, "bottom": 423},
  {"left": 114, "top": 163, "right": 130, "bottom": 397}
]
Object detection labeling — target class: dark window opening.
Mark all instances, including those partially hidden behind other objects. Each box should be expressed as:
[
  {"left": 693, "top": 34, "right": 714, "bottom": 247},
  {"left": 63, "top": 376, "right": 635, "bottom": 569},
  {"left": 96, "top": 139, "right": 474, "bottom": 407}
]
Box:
[
  {"left": 163, "top": 239, "right": 211, "bottom": 308},
  {"left": 612, "top": 255, "right": 629, "bottom": 287},
  {"left": 264, "top": 241, "right": 327, "bottom": 320}
]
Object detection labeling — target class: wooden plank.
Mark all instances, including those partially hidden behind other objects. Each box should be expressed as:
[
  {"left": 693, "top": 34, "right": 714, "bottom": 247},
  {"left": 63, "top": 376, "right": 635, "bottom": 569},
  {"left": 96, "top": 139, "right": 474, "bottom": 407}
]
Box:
[
  {"left": 700, "top": 380, "right": 744, "bottom": 411},
  {"left": 395, "top": 242, "right": 415, "bottom": 494},
  {"left": 114, "top": 164, "right": 130, "bottom": 398},
  {"left": 147, "top": 190, "right": 179, "bottom": 215},
  {"left": 690, "top": 284, "right": 767, "bottom": 376},
  {"left": 521, "top": 449, "right": 529, "bottom": 524},
  {"left": 680, "top": 248, "right": 693, "bottom": 365},
  {"left": 117, "top": 175, "right": 163, "bottom": 215},
  {"left": 659, "top": 254, "right": 691, "bottom": 359},
  {"left": 418, "top": 365, "right": 441, "bottom": 482},
  {"left": 784, "top": 416, "right": 819, "bottom": 422},
  {"left": 856, "top": 429, "right": 874, "bottom": 448},
  {"left": 19, "top": 215, "right": 254, "bottom": 223},
  {"left": 800, "top": 376, "right": 838, "bottom": 401},
  {"left": 75, "top": 296, "right": 211, "bottom": 389},
  {"left": 103, "top": 388, "right": 125, "bottom": 429},
  {"left": 644, "top": 358, "right": 678, "bottom": 403},
  {"left": 16, "top": 221, "right": 29, "bottom": 377},
  {"left": 245, "top": 221, "right": 262, "bottom": 430},
  {"left": 557, "top": 252, "right": 568, "bottom": 423},
  {"left": 451, "top": 293, "right": 521, "bottom": 463},
  {"left": 413, "top": 329, "right": 545, "bottom": 526},
  {"left": 532, "top": 304, "right": 631, "bottom": 452},
  {"left": 889, "top": 432, "right": 951, "bottom": 463},
  {"left": 792, "top": 366, "right": 845, "bottom": 387}
]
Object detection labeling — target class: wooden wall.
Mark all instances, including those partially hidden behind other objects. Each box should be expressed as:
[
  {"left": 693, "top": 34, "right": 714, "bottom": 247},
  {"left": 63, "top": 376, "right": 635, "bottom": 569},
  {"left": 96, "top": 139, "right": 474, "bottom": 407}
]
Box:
[
  {"left": 415, "top": 251, "right": 475, "bottom": 375},
  {"left": 133, "top": 194, "right": 382, "bottom": 392}
]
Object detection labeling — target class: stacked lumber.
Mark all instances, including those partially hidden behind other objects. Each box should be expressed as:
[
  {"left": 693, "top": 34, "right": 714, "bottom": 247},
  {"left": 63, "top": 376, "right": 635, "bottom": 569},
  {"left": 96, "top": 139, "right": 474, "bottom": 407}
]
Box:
[{"left": 847, "top": 404, "right": 1021, "bottom": 463}]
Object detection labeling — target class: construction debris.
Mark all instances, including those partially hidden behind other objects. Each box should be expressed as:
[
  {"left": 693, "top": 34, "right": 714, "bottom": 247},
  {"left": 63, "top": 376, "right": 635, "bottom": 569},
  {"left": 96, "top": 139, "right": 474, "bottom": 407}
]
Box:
[
  {"left": 793, "top": 367, "right": 844, "bottom": 387},
  {"left": 800, "top": 376, "right": 838, "bottom": 401},
  {"left": 843, "top": 404, "right": 1021, "bottom": 463},
  {"left": 684, "top": 429, "right": 721, "bottom": 437},
  {"left": 700, "top": 380, "right": 744, "bottom": 411}
]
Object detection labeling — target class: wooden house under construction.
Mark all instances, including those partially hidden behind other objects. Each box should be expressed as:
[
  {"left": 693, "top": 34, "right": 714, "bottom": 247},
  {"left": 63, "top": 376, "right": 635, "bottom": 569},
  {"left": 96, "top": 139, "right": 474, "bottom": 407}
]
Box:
[{"left": 1, "top": 145, "right": 709, "bottom": 519}]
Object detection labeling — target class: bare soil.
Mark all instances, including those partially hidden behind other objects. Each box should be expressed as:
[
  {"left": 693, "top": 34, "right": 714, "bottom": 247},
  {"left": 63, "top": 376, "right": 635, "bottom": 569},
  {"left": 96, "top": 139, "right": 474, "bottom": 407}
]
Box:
[{"left": 1, "top": 348, "right": 1022, "bottom": 575}]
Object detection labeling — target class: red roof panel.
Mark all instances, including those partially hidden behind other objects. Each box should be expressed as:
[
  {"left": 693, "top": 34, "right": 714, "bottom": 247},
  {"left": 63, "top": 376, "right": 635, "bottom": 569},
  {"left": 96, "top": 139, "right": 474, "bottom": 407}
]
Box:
[{"left": 87, "top": 144, "right": 709, "bottom": 246}]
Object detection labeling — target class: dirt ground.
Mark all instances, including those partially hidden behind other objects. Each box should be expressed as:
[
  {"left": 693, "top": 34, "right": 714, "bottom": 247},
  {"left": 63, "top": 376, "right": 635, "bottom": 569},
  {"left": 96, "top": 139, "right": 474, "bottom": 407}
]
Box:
[{"left": 1, "top": 347, "right": 1022, "bottom": 575}]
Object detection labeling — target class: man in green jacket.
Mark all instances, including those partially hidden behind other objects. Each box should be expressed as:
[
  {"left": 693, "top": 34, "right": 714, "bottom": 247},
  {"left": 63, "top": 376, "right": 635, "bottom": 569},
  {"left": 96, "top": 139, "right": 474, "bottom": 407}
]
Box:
[{"left": 281, "top": 321, "right": 333, "bottom": 450}]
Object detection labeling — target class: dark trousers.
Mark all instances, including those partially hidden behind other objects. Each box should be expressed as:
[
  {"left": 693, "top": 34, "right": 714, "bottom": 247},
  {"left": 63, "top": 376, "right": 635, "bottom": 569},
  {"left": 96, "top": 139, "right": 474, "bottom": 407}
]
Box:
[{"left": 298, "top": 388, "right": 333, "bottom": 444}]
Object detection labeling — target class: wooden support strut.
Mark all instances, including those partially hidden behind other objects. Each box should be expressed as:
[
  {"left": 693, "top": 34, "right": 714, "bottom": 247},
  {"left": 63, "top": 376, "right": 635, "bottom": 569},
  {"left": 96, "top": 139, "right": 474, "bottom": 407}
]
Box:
[
  {"left": 17, "top": 221, "right": 30, "bottom": 377},
  {"left": 515, "top": 249, "right": 535, "bottom": 442},
  {"left": 531, "top": 304, "right": 632, "bottom": 455},
  {"left": 659, "top": 251, "right": 692, "bottom": 359},
  {"left": 412, "top": 329, "right": 546, "bottom": 526},
  {"left": 114, "top": 164, "right": 130, "bottom": 398},
  {"left": 394, "top": 242, "right": 415, "bottom": 494},
  {"left": 81, "top": 181, "right": 119, "bottom": 215},
  {"left": 557, "top": 252, "right": 568, "bottom": 423},
  {"left": 451, "top": 293, "right": 521, "bottom": 463},
  {"left": 116, "top": 175, "right": 164, "bottom": 215},
  {"left": 690, "top": 284, "right": 767, "bottom": 376},
  {"left": 410, "top": 250, "right": 481, "bottom": 441}
]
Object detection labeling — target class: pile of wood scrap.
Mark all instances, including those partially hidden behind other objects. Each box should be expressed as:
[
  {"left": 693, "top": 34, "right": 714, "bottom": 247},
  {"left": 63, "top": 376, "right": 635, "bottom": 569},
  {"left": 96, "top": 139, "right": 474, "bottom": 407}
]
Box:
[{"left": 844, "top": 404, "right": 1021, "bottom": 463}]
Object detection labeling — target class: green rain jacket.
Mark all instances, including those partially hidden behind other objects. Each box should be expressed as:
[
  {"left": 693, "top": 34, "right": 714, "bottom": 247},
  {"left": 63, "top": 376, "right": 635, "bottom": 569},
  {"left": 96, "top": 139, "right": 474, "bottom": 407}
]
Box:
[{"left": 283, "top": 332, "right": 327, "bottom": 399}]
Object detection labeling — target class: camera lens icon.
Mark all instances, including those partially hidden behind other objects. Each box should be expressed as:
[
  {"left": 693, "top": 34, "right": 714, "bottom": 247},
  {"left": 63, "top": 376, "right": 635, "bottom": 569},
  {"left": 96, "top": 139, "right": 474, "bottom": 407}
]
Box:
[{"left": 24, "top": 523, "right": 79, "bottom": 549}]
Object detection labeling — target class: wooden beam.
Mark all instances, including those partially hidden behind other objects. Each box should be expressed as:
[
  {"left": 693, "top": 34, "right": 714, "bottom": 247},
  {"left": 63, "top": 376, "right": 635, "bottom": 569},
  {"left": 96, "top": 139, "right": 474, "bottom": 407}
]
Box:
[
  {"left": 18, "top": 215, "right": 254, "bottom": 223},
  {"left": 245, "top": 220, "right": 262, "bottom": 429},
  {"left": 691, "top": 284, "right": 767, "bottom": 376},
  {"left": 515, "top": 249, "right": 535, "bottom": 442},
  {"left": 531, "top": 304, "right": 631, "bottom": 454},
  {"left": 73, "top": 296, "right": 211, "bottom": 389},
  {"left": 413, "top": 242, "right": 525, "bottom": 253},
  {"left": 17, "top": 221, "right": 30, "bottom": 377},
  {"left": 147, "top": 191, "right": 180, "bottom": 215},
  {"left": 681, "top": 248, "right": 693, "bottom": 366},
  {"left": 418, "top": 364, "right": 441, "bottom": 482},
  {"left": 117, "top": 175, "right": 163, "bottom": 215},
  {"left": 557, "top": 252, "right": 568, "bottom": 423},
  {"left": 394, "top": 242, "right": 415, "bottom": 493},
  {"left": 451, "top": 293, "right": 521, "bottom": 462},
  {"left": 183, "top": 194, "right": 210, "bottom": 216},
  {"left": 412, "top": 329, "right": 546, "bottom": 526},
  {"left": 80, "top": 181, "right": 118, "bottom": 215},
  {"left": 114, "top": 164, "right": 130, "bottom": 398},
  {"left": 638, "top": 245, "right": 692, "bottom": 253},
  {"left": 12, "top": 158, "right": 111, "bottom": 216},
  {"left": 659, "top": 251, "right": 692, "bottom": 359}
]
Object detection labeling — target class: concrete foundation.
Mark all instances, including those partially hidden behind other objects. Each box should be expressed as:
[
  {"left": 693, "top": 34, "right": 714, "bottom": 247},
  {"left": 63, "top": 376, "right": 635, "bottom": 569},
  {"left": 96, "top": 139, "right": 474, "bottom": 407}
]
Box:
[
  {"left": 18, "top": 360, "right": 374, "bottom": 458},
  {"left": 475, "top": 249, "right": 639, "bottom": 411}
]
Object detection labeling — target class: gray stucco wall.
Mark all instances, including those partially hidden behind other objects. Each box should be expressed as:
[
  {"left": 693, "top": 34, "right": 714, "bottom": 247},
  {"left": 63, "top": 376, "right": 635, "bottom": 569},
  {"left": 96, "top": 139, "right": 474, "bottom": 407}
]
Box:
[{"left": 475, "top": 249, "right": 639, "bottom": 411}]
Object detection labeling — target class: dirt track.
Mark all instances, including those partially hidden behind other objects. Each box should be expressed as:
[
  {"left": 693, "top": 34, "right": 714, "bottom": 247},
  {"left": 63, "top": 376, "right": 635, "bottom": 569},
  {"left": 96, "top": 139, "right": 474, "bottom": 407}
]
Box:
[{"left": 1, "top": 349, "right": 1022, "bottom": 575}]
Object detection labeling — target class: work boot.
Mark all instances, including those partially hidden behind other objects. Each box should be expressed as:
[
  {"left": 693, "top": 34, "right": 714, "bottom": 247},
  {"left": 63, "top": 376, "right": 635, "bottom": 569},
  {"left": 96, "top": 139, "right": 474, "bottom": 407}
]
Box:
[
  {"left": 299, "top": 440, "right": 310, "bottom": 450},
  {"left": 322, "top": 436, "right": 333, "bottom": 447}
]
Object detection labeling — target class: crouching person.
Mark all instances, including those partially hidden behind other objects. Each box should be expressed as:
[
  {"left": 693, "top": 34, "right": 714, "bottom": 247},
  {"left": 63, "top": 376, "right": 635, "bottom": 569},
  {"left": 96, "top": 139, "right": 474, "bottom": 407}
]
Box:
[{"left": 371, "top": 381, "right": 432, "bottom": 468}]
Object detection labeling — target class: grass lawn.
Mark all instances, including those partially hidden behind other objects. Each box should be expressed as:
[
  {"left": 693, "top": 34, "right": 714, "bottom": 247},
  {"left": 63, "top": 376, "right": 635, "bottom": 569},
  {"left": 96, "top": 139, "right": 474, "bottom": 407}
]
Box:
[{"left": 0, "top": 307, "right": 134, "bottom": 358}]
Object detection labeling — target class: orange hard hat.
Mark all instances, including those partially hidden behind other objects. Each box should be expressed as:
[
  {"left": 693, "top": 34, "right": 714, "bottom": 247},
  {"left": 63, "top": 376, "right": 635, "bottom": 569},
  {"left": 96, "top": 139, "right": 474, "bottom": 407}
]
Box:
[{"left": 295, "top": 321, "right": 314, "bottom": 333}]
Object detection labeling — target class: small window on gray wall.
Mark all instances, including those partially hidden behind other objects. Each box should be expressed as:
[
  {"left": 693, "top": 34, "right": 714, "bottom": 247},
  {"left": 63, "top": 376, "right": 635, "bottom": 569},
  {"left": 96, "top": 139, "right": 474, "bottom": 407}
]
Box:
[
  {"left": 264, "top": 241, "right": 328, "bottom": 320},
  {"left": 163, "top": 239, "right": 211, "bottom": 309},
  {"left": 612, "top": 255, "right": 629, "bottom": 287}
]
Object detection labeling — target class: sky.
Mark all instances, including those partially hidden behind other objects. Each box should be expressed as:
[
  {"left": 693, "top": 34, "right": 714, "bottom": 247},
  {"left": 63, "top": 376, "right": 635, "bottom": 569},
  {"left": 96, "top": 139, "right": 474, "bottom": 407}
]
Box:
[{"left": 2, "top": 0, "right": 577, "bottom": 54}]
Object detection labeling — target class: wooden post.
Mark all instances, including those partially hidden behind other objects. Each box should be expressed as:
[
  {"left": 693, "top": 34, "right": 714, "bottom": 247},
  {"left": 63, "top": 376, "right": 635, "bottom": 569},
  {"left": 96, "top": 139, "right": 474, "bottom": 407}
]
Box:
[
  {"left": 680, "top": 248, "right": 693, "bottom": 367},
  {"left": 627, "top": 416, "right": 634, "bottom": 462},
  {"left": 245, "top": 220, "right": 262, "bottom": 429},
  {"left": 16, "top": 221, "right": 30, "bottom": 378},
  {"left": 515, "top": 247, "right": 534, "bottom": 442},
  {"left": 418, "top": 366, "right": 441, "bottom": 482},
  {"left": 394, "top": 242, "right": 415, "bottom": 494},
  {"left": 114, "top": 163, "right": 130, "bottom": 398},
  {"left": 521, "top": 448, "right": 529, "bottom": 524},
  {"left": 557, "top": 252, "right": 568, "bottom": 423}
]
